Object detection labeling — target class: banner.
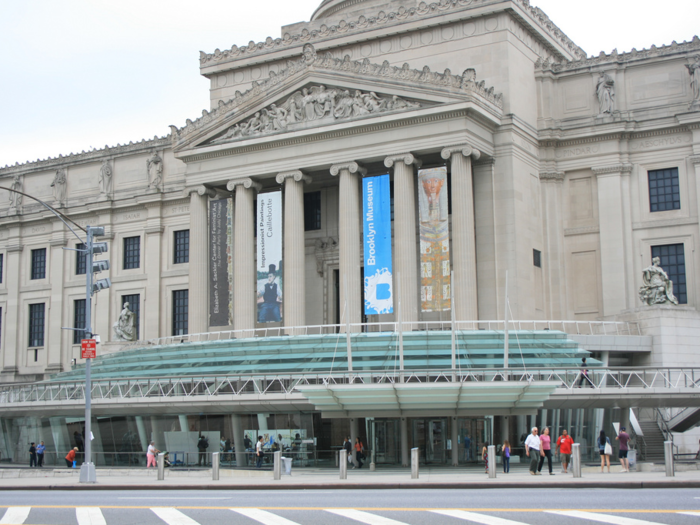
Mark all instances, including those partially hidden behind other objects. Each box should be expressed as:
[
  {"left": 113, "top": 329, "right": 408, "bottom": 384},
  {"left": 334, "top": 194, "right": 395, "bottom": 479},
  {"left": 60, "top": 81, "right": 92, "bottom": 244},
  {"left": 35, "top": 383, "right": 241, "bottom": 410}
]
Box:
[
  {"left": 363, "top": 174, "right": 393, "bottom": 315},
  {"left": 209, "top": 198, "right": 234, "bottom": 326},
  {"left": 256, "top": 191, "right": 283, "bottom": 323},
  {"left": 418, "top": 167, "right": 451, "bottom": 312}
]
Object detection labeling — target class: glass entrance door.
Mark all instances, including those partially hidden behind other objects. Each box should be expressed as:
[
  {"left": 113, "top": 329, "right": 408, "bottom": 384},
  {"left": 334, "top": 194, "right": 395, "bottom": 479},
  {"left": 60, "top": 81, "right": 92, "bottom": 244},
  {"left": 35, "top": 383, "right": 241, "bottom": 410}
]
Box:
[
  {"left": 412, "top": 418, "right": 446, "bottom": 464},
  {"left": 367, "top": 419, "right": 399, "bottom": 464},
  {"left": 458, "top": 418, "right": 490, "bottom": 463}
]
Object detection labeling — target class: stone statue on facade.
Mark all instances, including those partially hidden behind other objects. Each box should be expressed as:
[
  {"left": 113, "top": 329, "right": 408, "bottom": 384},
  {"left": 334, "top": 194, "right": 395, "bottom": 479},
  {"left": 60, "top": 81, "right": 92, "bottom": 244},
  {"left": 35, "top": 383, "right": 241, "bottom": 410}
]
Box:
[
  {"left": 51, "top": 168, "right": 67, "bottom": 206},
  {"left": 113, "top": 302, "right": 137, "bottom": 341},
  {"left": 639, "top": 257, "right": 679, "bottom": 306},
  {"left": 99, "top": 159, "right": 113, "bottom": 195},
  {"left": 596, "top": 72, "right": 615, "bottom": 115},
  {"left": 147, "top": 151, "right": 163, "bottom": 190},
  {"left": 9, "top": 174, "right": 22, "bottom": 210},
  {"left": 686, "top": 55, "right": 700, "bottom": 108}
]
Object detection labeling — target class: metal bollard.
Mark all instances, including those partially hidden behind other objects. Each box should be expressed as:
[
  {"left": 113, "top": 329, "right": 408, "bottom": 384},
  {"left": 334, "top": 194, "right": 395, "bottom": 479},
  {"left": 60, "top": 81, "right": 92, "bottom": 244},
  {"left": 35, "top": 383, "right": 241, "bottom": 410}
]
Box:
[
  {"left": 339, "top": 449, "right": 347, "bottom": 480},
  {"left": 212, "top": 452, "right": 220, "bottom": 481},
  {"left": 157, "top": 453, "right": 165, "bottom": 481},
  {"left": 274, "top": 451, "right": 282, "bottom": 480},
  {"left": 488, "top": 445, "right": 496, "bottom": 478},
  {"left": 370, "top": 448, "right": 376, "bottom": 472},
  {"left": 664, "top": 441, "right": 674, "bottom": 477},
  {"left": 571, "top": 443, "right": 581, "bottom": 478},
  {"left": 411, "top": 448, "right": 419, "bottom": 479}
]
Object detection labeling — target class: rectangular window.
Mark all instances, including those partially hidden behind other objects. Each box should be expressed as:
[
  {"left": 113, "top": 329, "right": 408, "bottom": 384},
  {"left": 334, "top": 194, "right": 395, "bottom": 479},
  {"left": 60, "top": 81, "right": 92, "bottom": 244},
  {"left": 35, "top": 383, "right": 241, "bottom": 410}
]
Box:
[
  {"left": 533, "top": 249, "right": 542, "bottom": 268},
  {"left": 0, "top": 307, "right": 2, "bottom": 348},
  {"left": 73, "top": 299, "right": 86, "bottom": 345},
  {"left": 172, "top": 290, "right": 189, "bottom": 336},
  {"left": 28, "top": 303, "right": 45, "bottom": 347},
  {"left": 123, "top": 237, "right": 140, "bottom": 269},
  {"left": 648, "top": 168, "right": 680, "bottom": 212},
  {"left": 121, "top": 294, "right": 140, "bottom": 340},
  {"left": 651, "top": 244, "right": 687, "bottom": 304},
  {"left": 31, "top": 248, "right": 46, "bottom": 280},
  {"left": 0, "top": 253, "right": 3, "bottom": 283},
  {"left": 304, "top": 191, "right": 322, "bottom": 231},
  {"left": 173, "top": 230, "right": 190, "bottom": 264},
  {"left": 76, "top": 243, "right": 86, "bottom": 275}
]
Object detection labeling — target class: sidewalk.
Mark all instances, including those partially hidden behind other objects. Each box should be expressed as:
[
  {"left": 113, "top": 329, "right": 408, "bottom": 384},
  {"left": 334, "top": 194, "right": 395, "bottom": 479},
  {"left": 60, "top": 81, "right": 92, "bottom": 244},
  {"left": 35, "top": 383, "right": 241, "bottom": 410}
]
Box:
[{"left": 1, "top": 465, "right": 700, "bottom": 490}]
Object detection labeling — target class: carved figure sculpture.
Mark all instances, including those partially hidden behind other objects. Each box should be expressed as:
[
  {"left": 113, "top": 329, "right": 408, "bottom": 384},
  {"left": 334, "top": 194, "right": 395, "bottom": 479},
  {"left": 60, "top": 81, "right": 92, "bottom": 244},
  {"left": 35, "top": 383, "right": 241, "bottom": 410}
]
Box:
[
  {"left": 113, "top": 302, "right": 137, "bottom": 341},
  {"left": 51, "top": 168, "right": 67, "bottom": 205},
  {"left": 9, "top": 174, "right": 22, "bottom": 209},
  {"left": 147, "top": 152, "right": 163, "bottom": 189},
  {"left": 99, "top": 159, "right": 113, "bottom": 195},
  {"left": 639, "top": 257, "right": 679, "bottom": 306},
  {"left": 686, "top": 56, "right": 700, "bottom": 103},
  {"left": 596, "top": 72, "right": 615, "bottom": 115}
]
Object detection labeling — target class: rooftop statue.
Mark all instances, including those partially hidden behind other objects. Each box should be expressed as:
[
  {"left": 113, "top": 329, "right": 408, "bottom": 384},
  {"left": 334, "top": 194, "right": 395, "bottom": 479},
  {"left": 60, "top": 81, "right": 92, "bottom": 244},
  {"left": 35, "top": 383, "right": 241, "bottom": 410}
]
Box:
[{"left": 639, "top": 257, "right": 679, "bottom": 306}]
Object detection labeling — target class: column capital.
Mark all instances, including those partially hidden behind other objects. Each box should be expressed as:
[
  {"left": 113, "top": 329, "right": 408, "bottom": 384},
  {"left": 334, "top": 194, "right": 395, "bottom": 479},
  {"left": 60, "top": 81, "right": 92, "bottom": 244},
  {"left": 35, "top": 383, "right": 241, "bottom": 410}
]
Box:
[
  {"left": 539, "top": 170, "right": 565, "bottom": 182},
  {"left": 183, "top": 185, "right": 216, "bottom": 198},
  {"left": 226, "top": 178, "right": 263, "bottom": 192},
  {"left": 384, "top": 153, "right": 422, "bottom": 169},
  {"left": 441, "top": 144, "right": 481, "bottom": 161},
  {"left": 592, "top": 164, "right": 633, "bottom": 176},
  {"left": 275, "top": 170, "right": 312, "bottom": 185},
  {"left": 689, "top": 155, "right": 700, "bottom": 165},
  {"left": 329, "top": 162, "right": 367, "bottom": 177}
]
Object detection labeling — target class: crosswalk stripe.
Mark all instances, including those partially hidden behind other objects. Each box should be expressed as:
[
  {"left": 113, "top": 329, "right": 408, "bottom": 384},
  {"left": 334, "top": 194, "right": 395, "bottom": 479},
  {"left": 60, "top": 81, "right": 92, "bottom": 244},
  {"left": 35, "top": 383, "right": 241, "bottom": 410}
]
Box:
[
  {"left": 678, "top": 512, "right": 700, "bottom": 517},
  {"left": 0, "top": 507, "right": 31, "bottom": 525},
  {"left": 545, "top": 510, "right": 666, "bottom": 525},
  {"left": 325, "top": 509, "right": 409, "bottom": 525},
  {"left": 76, "top": 507, "right": 107, "bottom": 525},
  {"left": 151, "top": 508, "right": 201, "bottom": 525},
  {"left": 231, "top": 508, "right": 302, "bottom": 525},
  {"left": 431, "top": 509, "right": 529, "bottom": 524}
]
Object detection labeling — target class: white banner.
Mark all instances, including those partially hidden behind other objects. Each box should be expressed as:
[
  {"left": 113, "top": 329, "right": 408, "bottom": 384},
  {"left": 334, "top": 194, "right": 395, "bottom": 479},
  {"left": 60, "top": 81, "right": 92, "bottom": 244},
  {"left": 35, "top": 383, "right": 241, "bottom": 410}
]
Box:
[{"left": 256, "top": 191, "right": 283, "bottom": 323}]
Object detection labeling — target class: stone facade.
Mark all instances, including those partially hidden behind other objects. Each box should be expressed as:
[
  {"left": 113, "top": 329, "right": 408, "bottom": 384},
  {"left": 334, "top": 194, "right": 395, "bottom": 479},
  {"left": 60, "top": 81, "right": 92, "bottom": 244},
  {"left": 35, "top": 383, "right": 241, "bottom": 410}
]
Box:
[{"left": 1, "top": 0, "right": 699, "bottom": 383}]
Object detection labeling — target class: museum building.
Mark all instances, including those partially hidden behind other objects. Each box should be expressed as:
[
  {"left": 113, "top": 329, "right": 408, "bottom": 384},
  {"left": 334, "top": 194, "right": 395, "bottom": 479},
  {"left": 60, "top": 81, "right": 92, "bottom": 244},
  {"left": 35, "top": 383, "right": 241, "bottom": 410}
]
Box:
[{"left": 1, "top": 0, "right": 700, "bottom": 467}]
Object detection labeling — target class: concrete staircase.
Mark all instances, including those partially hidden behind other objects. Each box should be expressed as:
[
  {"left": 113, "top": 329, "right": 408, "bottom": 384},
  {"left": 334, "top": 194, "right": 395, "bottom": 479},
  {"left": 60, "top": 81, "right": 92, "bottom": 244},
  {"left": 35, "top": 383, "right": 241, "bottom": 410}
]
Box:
[{"left": 638, "top": 420, "right": 667, "bottom": 462}]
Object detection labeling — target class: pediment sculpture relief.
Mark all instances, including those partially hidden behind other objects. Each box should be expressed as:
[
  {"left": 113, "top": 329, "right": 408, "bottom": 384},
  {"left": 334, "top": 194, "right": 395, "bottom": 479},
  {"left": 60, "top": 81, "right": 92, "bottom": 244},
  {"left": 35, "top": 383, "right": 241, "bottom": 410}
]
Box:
[{"left": 211, "top": 85, "right": 420, "bottom": 144}]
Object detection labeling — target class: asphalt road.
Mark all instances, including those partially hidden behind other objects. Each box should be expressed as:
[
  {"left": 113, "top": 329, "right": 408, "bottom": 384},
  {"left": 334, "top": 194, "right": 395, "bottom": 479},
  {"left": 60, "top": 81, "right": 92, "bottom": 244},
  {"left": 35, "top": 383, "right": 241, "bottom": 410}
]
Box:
[{"left": 1, "top": 489, "right": 700, "bottom": 525}]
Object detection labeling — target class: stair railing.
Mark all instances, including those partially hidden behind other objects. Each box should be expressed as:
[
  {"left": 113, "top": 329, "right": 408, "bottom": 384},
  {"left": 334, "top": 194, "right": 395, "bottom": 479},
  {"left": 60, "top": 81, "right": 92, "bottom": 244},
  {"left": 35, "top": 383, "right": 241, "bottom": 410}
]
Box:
[{"left": 656, "top": 408, "right": 679, "bottom": 458}]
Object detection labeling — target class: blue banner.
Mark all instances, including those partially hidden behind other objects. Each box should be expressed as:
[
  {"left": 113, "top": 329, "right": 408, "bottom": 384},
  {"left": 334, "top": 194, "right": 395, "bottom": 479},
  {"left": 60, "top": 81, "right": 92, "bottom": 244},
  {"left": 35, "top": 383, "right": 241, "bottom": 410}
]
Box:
[{"left": 363, "top": 174, "right": 393, "bottom": 314}]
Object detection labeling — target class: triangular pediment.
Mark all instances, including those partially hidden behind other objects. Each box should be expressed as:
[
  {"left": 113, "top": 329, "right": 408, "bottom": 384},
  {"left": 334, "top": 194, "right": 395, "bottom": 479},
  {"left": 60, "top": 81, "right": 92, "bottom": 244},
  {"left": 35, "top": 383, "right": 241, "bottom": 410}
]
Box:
[{"left": 171, "top": 44, "right": 503, "bottom": 153}]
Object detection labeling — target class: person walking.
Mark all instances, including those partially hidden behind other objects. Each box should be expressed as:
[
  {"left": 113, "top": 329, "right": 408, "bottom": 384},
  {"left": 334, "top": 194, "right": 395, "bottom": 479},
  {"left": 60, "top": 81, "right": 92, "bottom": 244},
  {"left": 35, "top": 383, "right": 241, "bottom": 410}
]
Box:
[
  {"left": 598, "top": 430, "right": 612, "bottom": 473},
  {"left": 502, "top": 440, "right": 511, "bottom": 473},
  {"left": 354, "top": 437, "right": 365, "bottom": 469},
  {"left": 255, "top": 436, "right": 264, "bottom": 468},
  {"left": 146, "top": 441, "right": 159, "bottom": 468},
  {"left": 29, "top": 443, "right": 37, "bottom": 468},
  {"left": 65, "top": 447, "right": 78, "bottom": 468},
  {"left": 36, "top": 441, "right": 45, "bottom": 467},
  {"left": 537, "top": 427, "right": 554, "bottom": 475},
  {"left": 616, "top": 426, "right": 631, "bottom": 472},
  {"left": 578, "top": 357, "right": 593, "bottom": 387},
  {"left": 525, "top": 427, "right": 543, "bottom": 475},
  {"left": 481, "top": 443, "right": 489, "bottom": 473},
  {"left": 556, "top": 429, "right": 574, "bottom": 474}
]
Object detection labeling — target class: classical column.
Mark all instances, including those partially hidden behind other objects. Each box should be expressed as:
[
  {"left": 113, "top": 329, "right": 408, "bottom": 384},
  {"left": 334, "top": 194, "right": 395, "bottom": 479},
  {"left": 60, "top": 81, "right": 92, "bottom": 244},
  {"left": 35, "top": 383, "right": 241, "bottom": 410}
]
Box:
[
  {"left": 187, "top": 186, "right": 216, "bottom": 335},
  {"left": 2, "top": 233, "right": 22, "bottom": 376},
  {"left": 385, "top": 154, "right": 421, "bottom": 325},
  {"left": 47, "top": 221, "right": 66, "bottom": 374},
  {"left": 441, "top": 145, "right": 481, "bottom": 322},
  {"left": 539, "top": 171, "right": 566, "bottom": 319},
  {"left": 593, "top": 164, "right": 633, "bottom": 316},
  {"left": 144, "top": 202, "right": 163, "bottom": 340},
  {"left": 276, "top": 171, "right": 311, "bottom": 333},
  {"left": 227, "top": 178, "right": 262, "bottom": 335},
  {"left": 330, "top": 162, "right": 366, "bottom": 331}
]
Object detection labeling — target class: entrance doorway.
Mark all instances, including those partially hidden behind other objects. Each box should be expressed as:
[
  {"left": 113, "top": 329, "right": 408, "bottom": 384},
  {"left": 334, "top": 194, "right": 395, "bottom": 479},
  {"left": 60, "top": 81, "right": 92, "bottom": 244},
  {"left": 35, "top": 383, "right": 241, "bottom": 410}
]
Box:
[
  {"left": 412, "top": 419, "right": 446, "bottom": 464},
  {"left": 367, "top": 419, "right": 399, "bottom": 464}
]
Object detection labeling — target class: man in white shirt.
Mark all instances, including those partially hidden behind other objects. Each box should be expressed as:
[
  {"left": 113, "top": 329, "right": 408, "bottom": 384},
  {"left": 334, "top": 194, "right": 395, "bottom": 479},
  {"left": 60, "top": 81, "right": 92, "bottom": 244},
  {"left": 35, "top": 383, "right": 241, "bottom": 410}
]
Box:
[{"left": 525, "top": 427, "right": 543, "bottom": 475}]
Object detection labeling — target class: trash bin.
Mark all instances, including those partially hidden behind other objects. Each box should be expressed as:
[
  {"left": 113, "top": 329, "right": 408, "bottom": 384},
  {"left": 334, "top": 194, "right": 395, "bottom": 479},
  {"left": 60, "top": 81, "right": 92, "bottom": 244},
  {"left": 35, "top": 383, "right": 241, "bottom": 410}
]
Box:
[{"left": 281, "top": 456, "right": 292, "bottom": 475}]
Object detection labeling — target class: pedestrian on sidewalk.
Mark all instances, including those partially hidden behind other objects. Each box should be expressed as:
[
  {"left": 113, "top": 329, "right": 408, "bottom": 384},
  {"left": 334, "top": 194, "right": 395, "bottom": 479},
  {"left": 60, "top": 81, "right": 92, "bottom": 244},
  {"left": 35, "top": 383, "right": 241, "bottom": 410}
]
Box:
[
  {"left": 354, "top": 437, "right": 364, "bottom": 469},
  {"left": 481, "top": 443, "right": 489, "bottom": 473},
  {"left": 197, "top": 434, "right": 209, "bottom": 467},
  {"left": 538, "top": 427, "right": 554, "bottom": 475},
  {"left": 616, "top": 426, "right": 630, "bottom": 472},
  {"left": 28, "top": 443, "right": 37, "bottom": 467},
  {"left": 598, "top": 430, "right": 612, "bottom": 473},
  {"left": 146, "top": 441, "right": 160, "bottom": 468},
  {"left": 36, "top": 441, "right": 45, "bottom": 467},
  {"left": 256, "top": 436, "right": 264, "bottom": 468},
  {"left": 65, "top": 447, "right": 78, "bottom": 468},
  {"left": 525, "top": 427, "right": 543, "bottom": 475},
  {"left": 556, "top": 429, "right": 574, "bottom": 474},
  {"left": 502, "top": 440, "right": 511, "bottom": 473},
  {"left": 343, "top": 436, "right": 353, "bottom": 467}
]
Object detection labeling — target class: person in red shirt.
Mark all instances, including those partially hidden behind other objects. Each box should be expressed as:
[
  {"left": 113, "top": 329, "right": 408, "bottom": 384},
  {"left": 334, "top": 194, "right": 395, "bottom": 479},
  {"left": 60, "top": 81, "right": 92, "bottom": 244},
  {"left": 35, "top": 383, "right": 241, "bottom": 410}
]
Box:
[
  {"left": 65, "top": 447, "right": 78, "bottom": 468},
  {"left": 556, "top": 429, "right": 575, "bottom": 474}
]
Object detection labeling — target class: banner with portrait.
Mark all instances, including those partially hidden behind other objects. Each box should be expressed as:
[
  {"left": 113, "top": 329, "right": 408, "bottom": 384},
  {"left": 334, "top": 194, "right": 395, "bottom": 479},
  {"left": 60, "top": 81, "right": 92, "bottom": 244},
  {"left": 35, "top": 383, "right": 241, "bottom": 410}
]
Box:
[
  {"left": 417, "top": 167, "right": 451, "bottom": 312},
  {"left": 363, "top": 174, "right": 393, "bottom": 315},
  {"left": 209, "top": 198, "right": 234, "bottom": 326},
  {"left": 256, "top": 191, "right": 283, "bottom": 323}
]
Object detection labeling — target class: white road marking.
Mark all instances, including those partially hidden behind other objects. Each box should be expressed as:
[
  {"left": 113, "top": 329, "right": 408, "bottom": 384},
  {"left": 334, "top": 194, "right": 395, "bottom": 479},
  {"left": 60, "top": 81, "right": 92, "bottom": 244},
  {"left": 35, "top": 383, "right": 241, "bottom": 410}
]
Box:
[
  {"left": 546, "top": 510, "right": 666, "bottom": 525},
  {"left": 76, "top": 507, "right": 107, "bottom": 525},
  {"left": 0, "top": 507, "right": 31, "bottom": 525},
  {"left": 151, "top": 507, "right": 201, "bottom": 525},
  {"left": 231, "top": 508, "right": 302, "bottom": 525},
  {"left": 678, "top": 512, "right": 700, "bottom": 517},
  {"left": 325, "top": 509, "right": 409, "bottom": 525},
  {"left": 431, "top": 509, "right": 529, "bottom": 524},
  {"left": 119, "top": 497, "right": 232, "bottom": 500}
]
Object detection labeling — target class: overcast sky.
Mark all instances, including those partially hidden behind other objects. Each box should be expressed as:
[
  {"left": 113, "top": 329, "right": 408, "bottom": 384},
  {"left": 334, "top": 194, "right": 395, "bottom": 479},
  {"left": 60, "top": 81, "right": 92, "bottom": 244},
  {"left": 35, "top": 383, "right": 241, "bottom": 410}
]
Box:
[{"left": 0, "top": 0, "right": 698, "bottom": 168}]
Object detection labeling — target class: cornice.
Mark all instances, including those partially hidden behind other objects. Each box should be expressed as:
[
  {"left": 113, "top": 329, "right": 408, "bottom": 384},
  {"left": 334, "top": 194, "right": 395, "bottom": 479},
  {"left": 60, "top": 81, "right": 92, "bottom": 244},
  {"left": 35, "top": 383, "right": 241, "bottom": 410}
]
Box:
[
  {"left": 540, "top": 127, "right": 693, "bottom": 149},
  {"left": 275, "top": 171, "right": 312, "bottom": 184},
  {"left": 564, "top": 226, "right": 599, "bottom": 237},
  {"left": 384, "top": 153, "right": 422, "bottom": 169},
  {"left": 441, "top": 144, "right": 482, "bottom": 161},
  {"left": 633, "top": 217, "right": 699, "bottom": 231},
  {"left": 592, "top": 164, "right": 633, "bottom": 176},
  {"left": 200, "top": 0, "right": 584, "bottom": 68},
  {"left": 226, "top": 178, "right": 263, "bottom": 192},
  {"left": 329, "top": 162, "right": 367, "bottom": 176}
]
